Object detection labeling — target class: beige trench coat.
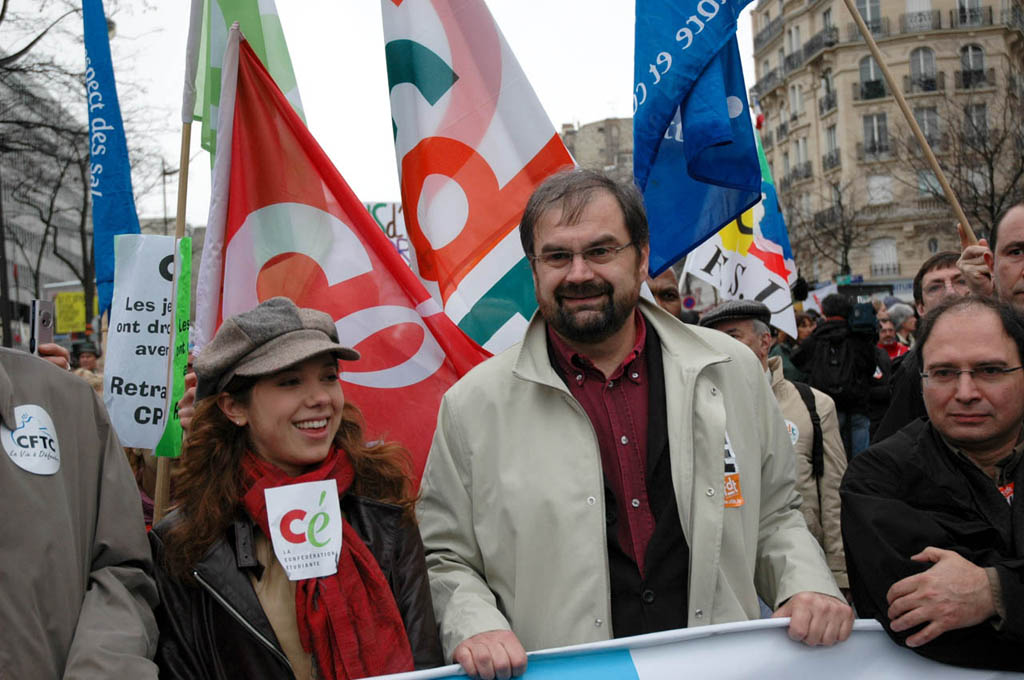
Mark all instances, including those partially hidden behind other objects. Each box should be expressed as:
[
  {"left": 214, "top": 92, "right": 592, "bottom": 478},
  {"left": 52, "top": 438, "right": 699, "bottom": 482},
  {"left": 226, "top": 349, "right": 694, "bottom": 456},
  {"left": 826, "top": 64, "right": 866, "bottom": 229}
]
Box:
[
  {"left": 418, "top": 300, "right": 842, "bottom": 657},
  {"left": 768, "top": 356, "right": 849, "bottom": 588}
]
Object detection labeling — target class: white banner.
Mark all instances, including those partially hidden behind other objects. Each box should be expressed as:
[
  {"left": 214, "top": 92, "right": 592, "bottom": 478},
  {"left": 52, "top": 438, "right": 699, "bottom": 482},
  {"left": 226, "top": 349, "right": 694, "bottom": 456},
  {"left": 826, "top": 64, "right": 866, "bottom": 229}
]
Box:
[
  {"left": 369, "top": 619, "right": 1012, "bottom": 679},
  {"left": 103, "top": 234, "right": 176, "bottom": 448}
]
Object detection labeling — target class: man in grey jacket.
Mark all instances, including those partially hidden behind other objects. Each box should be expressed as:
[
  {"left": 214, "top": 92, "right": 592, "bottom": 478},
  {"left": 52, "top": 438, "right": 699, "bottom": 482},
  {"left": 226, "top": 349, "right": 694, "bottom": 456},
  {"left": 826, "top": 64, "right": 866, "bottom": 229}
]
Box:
[
  {"left": 418, "top": 169, "right": 851, "bottom": 680},
  {"left": 0, "top": 348, "right": 158, "bottom": 677}
]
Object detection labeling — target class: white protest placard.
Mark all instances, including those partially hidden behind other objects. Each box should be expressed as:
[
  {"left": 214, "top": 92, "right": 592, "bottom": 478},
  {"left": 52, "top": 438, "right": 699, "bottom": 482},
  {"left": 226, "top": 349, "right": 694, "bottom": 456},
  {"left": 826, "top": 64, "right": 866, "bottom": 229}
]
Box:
[
  {"left": 103, "top": 234, "right": 176, "bottom": 448},
  {"left": 265, "top": 480, "right": 342, "bottom": 580}
]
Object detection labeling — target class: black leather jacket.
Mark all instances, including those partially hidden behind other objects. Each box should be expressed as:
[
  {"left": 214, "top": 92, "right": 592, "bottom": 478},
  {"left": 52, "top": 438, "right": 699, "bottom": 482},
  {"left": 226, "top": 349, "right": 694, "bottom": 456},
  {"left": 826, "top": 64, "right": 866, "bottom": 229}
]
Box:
[{"left": 150, "top": 495, "right": 443, "bottom": 679}]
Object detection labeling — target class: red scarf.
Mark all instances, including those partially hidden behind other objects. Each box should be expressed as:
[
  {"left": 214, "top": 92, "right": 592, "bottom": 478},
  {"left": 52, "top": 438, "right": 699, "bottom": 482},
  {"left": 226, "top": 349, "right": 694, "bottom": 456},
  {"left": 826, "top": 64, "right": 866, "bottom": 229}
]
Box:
[{"left": 240, "top": 447, "right": 414, "bottom": 679}]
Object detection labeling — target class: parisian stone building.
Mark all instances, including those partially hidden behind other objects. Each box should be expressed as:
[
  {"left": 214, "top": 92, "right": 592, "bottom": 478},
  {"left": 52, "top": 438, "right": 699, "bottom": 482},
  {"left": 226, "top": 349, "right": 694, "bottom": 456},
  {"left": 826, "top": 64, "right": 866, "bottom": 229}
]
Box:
[
  {"left": 560, "top": 118, "right": 634, "bottom": 186},
  {"left": 750, "top": 0, "right": 1024, "bottom": 298}
]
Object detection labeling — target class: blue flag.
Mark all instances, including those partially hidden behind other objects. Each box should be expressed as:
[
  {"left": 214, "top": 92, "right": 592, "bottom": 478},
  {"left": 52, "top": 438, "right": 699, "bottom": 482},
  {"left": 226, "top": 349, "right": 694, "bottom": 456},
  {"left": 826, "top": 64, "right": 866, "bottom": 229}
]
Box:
[
  {"left": 634, "top": 0, "right": 761, "bottom": 276},
  {"left": 83, "top": 0, "right": 141, "bottom": 317}
]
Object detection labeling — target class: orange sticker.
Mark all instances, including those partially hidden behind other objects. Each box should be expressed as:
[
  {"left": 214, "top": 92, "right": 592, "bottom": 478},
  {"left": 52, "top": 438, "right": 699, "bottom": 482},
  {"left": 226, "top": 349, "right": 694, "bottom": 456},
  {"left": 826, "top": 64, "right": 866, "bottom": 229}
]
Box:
[
  {"left": 724, "top": 473, "right": 745, "bottom": 507},
  {"left": 1000, "top": 482, "right": 1014, "bottom": 504}
]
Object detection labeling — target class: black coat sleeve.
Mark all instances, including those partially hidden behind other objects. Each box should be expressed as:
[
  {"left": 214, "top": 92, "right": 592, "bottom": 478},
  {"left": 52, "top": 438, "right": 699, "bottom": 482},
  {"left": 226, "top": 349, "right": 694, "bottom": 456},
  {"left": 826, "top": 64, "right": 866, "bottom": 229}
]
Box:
[
  {"left": 841, "top": 445, "right": 1024, "bottom": 671},
  {"left": 389, "top": 519, "right": 445, "bottom": 669},
  {"left": 148, "top": 529, "right": 212, "bottom": 680}
]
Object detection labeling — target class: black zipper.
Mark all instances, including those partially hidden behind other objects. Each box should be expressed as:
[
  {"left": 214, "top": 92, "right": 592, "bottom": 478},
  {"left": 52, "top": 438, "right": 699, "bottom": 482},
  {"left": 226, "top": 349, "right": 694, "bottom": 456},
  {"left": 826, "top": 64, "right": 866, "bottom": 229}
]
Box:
[{"left": 192, "top": 569, "right": 294, "bottom": 672}]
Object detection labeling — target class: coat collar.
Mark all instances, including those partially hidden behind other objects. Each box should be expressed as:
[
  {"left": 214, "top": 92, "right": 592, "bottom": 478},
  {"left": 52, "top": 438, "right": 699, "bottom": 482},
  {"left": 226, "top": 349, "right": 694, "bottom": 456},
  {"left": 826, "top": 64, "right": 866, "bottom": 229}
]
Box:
[
  {"left": 767, "top": 355, "right": 785, "bottom": 390},
  {"left": 513, "top": 298, "right": 731, "bottom": 388}
]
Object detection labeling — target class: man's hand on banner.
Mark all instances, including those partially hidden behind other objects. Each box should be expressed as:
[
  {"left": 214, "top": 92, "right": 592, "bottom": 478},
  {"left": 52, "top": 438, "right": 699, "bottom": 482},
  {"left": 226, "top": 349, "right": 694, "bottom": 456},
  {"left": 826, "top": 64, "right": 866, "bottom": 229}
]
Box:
[
  {"left": 771, "top": 591, "right": 854, "bottom": 646},
  {"left": 39, "top": 343, "right": 71, "bottom": 370},
  {"left": 886, "top": 547, "right": 996, "bottom": 648},
  {"left": 957, "top": 224, "right": 994, "bottom": 298},
  {"left": 453, "top": 629, "right": 527, "bottom": 680}
]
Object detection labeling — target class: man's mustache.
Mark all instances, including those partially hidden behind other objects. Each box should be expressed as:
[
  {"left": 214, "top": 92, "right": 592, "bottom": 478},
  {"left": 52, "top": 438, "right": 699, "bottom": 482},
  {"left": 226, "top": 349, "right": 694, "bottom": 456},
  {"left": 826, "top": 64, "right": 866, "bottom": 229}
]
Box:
[{"left": 555, "top": 282, "right": 613, "bottom": 300}]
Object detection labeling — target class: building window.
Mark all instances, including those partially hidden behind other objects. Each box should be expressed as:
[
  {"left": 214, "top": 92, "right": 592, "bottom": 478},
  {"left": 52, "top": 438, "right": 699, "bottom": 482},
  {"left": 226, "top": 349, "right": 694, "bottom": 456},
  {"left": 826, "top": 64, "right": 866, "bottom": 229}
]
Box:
[
  {"left": 783, "top": 151, "right": 791, "bottom": 175},
  {"left": 958, "top": 0, "right": 983, "bottom": 25},
  {"left": 871, "top": 238, "right": 900, "bottom": 277},
  {"left": 863, "top": 113, "right": 889, "bottom": 153},
  {"left": 965, "top": 102, "right": 988, "bottom": 141},
  {"left": 789, "top": 84, "right": 803, "bottom": 115},
  {"left": 823, "top": 8, "right": 833, "bottom": 29},
  {"left": 914, "top": 106, "right": 939, "bottom": 142},
  {"left": 928, "top": 237, "right": 940, "bottom": 253},
  {"left": 868, "top": 175, "right": 893, "bottom": 205},
  {"left": 859, "top": 56, "right": 885, "bottom": 99},
  {"left": 909, "top": 47, "right": 937, "bottom": 91},
  {"left": 959, "top": 44, "right": 986, "bottom": 88},
  {"left": 825, "top": 125, "right": 838, "bottom": 153},
  {"left": 857, "top": 0, "right": 882, "bottom": 32},
  {"left": 796, "top": 136, "right": 809, "bottom": 164},
  {"left": 917, "top": 170, "right": 941, "bottom": 195},
  {"left": 821, "top": 68, "right": 834, "bottom": 95}
]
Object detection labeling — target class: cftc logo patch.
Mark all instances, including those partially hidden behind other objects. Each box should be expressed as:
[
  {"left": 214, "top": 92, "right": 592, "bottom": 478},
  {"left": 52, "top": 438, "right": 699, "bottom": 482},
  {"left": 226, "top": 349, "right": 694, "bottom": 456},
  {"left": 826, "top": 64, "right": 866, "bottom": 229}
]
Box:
[{"left": 2, "top": 405, "right": 60, "bottom": 475}]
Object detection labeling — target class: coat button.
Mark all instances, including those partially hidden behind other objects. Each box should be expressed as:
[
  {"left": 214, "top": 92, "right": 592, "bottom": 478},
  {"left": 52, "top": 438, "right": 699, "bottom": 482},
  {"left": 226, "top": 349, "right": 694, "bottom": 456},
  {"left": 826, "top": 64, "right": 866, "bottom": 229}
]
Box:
[
  {"left": 695, "top": 608, "right": 704, "bottom": 618},
  {"left": 631, "top": 498, "right": 641, "bottom": 508},
  {"left": 620, "top": 435, "right": 629, "bottom": 445},
  {"left": 706, "top": 488, "right": 715, "bottom": 497},
  {"left": 587, "top": 496, "right": 597, "bottom": 506},
  {"left": 594, "top": 618, "right": 604, "bottom": 627},
  {"left": 642, "top": 589, "right": 656, "bottom": 604}
]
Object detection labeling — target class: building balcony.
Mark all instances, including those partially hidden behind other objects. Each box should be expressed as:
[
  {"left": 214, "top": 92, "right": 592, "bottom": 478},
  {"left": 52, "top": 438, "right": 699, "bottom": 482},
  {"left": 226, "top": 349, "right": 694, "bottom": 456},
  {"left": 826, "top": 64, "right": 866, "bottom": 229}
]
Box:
[
  {"left": 847, "top": 16, "right": 889, "bottom": 42},
  {"left": 917, "top": 196, "right": 947, "bottom": 211},
  {"left": 904, "top": 71, "right": 945, "bottom": 94},
  {"left": 857, "top": 140, "right": 891, "bottom": 161},
  {"left": 853, "top": 79, "right": 888, "bottom": 101},
  {"left": 784, "top": 50, "right": 805, "bottom": 75},
  {"left": 792, "top": 160, "right": 812, "bottom": 181},
  {"left": 900, "top": 10, "right": 941, "bottom": 33},
  {"left": 950, "top": 6, "right": 993, "bottom": 28},
  {"left": 753, "top": 67, "right": 781, "bottom": 96},
  {"left": 871, "top": 262, "right": 901, "bottom": 278},
  {"left": 813, "top": 206, "right": 841, "bottom": 227},
  {"left": 822, "top": 148, "right": 841, "bottom": 171},
  {"left": 1003, "top": 7, "right": 1024, "bottom": 32},
  {"left": 907, "top": 132, "right": 948, "bottom": 155},
  {"left": 803, "top": 26, "right": 839, "bottom": 62},
  {"left": 956, "top": 68, "right": 995, "bottom": 89},
  {"left": 776, "top": 121, "right": 789, "bottom": 141},
  {"left": 754, "top": 15, "right": 785, "bottom": 51},
  {"left": 818, "top": 90, "right": 838, "bottom": 116}
]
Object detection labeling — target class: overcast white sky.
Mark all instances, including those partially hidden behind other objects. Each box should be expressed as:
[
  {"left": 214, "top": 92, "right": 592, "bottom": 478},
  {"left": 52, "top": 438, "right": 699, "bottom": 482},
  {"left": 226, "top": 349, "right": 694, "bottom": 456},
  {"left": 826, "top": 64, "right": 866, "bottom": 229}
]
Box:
[{"left": 116, "top": 1, "right": 755, "bottom": 226}]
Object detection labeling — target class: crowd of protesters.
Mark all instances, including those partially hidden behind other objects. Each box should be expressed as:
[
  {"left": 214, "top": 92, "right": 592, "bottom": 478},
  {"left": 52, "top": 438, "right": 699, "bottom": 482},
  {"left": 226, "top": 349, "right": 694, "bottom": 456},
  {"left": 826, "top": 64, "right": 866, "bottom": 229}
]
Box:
[{"left": 3, "top": 173, "right": 1022, "bottom": 678}]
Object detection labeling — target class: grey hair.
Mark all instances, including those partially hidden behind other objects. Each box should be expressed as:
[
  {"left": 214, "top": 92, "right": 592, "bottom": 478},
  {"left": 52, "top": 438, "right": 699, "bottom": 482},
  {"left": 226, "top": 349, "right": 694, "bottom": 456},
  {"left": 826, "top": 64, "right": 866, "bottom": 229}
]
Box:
[
  {"left": 887, "top": 303, "right": 916, "bottom": 331},
  {"left": 751, "top": 319, "right": 771, "bottom": 336}
]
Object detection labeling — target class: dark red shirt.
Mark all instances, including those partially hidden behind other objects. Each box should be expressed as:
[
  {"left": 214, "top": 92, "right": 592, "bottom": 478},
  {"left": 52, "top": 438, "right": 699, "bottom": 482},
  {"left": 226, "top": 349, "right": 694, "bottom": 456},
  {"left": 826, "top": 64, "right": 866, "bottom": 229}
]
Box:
[{"left": 548, "top": 311, "right": 654, "bottom": 573}]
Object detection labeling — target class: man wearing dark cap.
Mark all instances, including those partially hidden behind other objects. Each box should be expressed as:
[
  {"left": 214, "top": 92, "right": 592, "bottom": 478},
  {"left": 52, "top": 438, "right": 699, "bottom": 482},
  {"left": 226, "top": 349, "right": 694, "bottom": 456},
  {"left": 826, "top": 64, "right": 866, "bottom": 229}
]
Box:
[
  {"left": 74, "top": 340, "right": 101, "bottom": 373},
  {"left": 418, "top": 169, "right": 850, "bottom": 680},
  {"left": 700, "top": 301, "right": 849, "bottom": 596}
]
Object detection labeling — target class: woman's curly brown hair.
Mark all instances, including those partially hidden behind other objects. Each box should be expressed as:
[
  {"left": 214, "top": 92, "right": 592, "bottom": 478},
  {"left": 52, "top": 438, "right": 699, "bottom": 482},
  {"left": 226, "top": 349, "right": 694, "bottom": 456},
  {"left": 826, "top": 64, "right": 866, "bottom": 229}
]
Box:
[{"left": 162, "top": 379, "right": 417, "bottom": 580}]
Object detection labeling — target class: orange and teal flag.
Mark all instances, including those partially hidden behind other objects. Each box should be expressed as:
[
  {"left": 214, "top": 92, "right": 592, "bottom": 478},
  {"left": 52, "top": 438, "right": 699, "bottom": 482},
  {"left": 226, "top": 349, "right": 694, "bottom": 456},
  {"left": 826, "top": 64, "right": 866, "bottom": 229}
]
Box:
[{"left": 381, "top": 0, "right": 574, "bottom": 353}]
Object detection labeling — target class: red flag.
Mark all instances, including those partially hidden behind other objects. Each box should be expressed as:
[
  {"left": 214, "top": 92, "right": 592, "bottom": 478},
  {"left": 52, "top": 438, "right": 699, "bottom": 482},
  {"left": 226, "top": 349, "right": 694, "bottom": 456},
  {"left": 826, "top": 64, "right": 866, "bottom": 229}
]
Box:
[{"left": 195, "top": 28, "right": 488, "bottom": 480}]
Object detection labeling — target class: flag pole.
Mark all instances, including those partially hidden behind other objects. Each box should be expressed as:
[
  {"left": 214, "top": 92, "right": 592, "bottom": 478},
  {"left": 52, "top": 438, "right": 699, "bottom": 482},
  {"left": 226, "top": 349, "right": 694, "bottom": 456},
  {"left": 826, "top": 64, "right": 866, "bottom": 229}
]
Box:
[
  {"left": 153, "top": 121, "right": 192, "bottom": 524},
  {"left": 840, "top": 0, "right": 977, "bottom": 244}
]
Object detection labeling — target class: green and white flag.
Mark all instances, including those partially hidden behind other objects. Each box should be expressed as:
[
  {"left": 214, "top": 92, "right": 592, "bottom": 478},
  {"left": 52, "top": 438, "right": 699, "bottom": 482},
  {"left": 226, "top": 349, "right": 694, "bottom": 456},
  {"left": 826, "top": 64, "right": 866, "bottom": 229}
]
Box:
[{"left": 183, "top": 0, "right": 303, "bottom": 155}]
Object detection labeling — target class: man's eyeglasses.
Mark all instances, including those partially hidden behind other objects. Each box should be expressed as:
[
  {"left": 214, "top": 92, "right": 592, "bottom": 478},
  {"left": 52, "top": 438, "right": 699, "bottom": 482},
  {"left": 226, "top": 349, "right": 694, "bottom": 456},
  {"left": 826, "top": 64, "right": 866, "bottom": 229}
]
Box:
[
  {"left": 531, "top": 242, "right": 635, "bottom": 269},
  {"left": 920, "top": 365, "right": 1024, "bottom": 385}
]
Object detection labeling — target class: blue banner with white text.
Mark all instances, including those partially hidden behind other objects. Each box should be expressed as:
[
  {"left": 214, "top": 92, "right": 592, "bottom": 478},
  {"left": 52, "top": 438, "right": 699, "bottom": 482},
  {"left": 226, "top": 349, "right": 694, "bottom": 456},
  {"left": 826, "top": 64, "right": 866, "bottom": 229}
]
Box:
[
  {"left": 83, "top": 0, "right": 141, "bottom": 317},
  {"left": 634, "top": 0, "right": 761, "bottom": 276}
]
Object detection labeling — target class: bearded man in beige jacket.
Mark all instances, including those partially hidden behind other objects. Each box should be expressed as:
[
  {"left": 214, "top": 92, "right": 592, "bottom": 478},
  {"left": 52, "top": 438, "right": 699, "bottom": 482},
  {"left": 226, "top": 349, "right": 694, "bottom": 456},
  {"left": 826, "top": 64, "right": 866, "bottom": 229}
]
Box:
[{"left": 418, "top": 169, "right": 851, "bottom": 680}]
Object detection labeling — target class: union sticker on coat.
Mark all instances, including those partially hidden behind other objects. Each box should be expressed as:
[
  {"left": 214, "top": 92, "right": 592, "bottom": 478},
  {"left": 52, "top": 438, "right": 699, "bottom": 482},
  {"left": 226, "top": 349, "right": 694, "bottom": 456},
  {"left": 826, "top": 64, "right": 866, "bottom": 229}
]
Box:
[
  {"left": 723, "top": 433, "right": 744, "bottom": 508},
  {"left": 265, "top": 480, "right": 343, "bottom": 581},
  {"left": 2, "top": 404, "right": 60, "bottom": 475},
  {"left": 785, "top": 420, "right": 799, "bottom": 446}
]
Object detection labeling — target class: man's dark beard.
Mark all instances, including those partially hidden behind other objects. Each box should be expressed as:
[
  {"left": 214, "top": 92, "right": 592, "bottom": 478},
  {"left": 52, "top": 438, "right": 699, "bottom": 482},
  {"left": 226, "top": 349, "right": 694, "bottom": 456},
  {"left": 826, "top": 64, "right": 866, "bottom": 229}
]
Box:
[{"left": 546, "top": 281, "right": 635, "bottom": 344}]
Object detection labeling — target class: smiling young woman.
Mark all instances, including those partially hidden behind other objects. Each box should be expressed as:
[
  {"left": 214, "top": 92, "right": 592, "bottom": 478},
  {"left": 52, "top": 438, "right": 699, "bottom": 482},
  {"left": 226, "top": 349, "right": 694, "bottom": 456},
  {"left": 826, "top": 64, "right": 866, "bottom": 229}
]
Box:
[{"left": 149, "top": 297, "right": 442, "bottom": 680}]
